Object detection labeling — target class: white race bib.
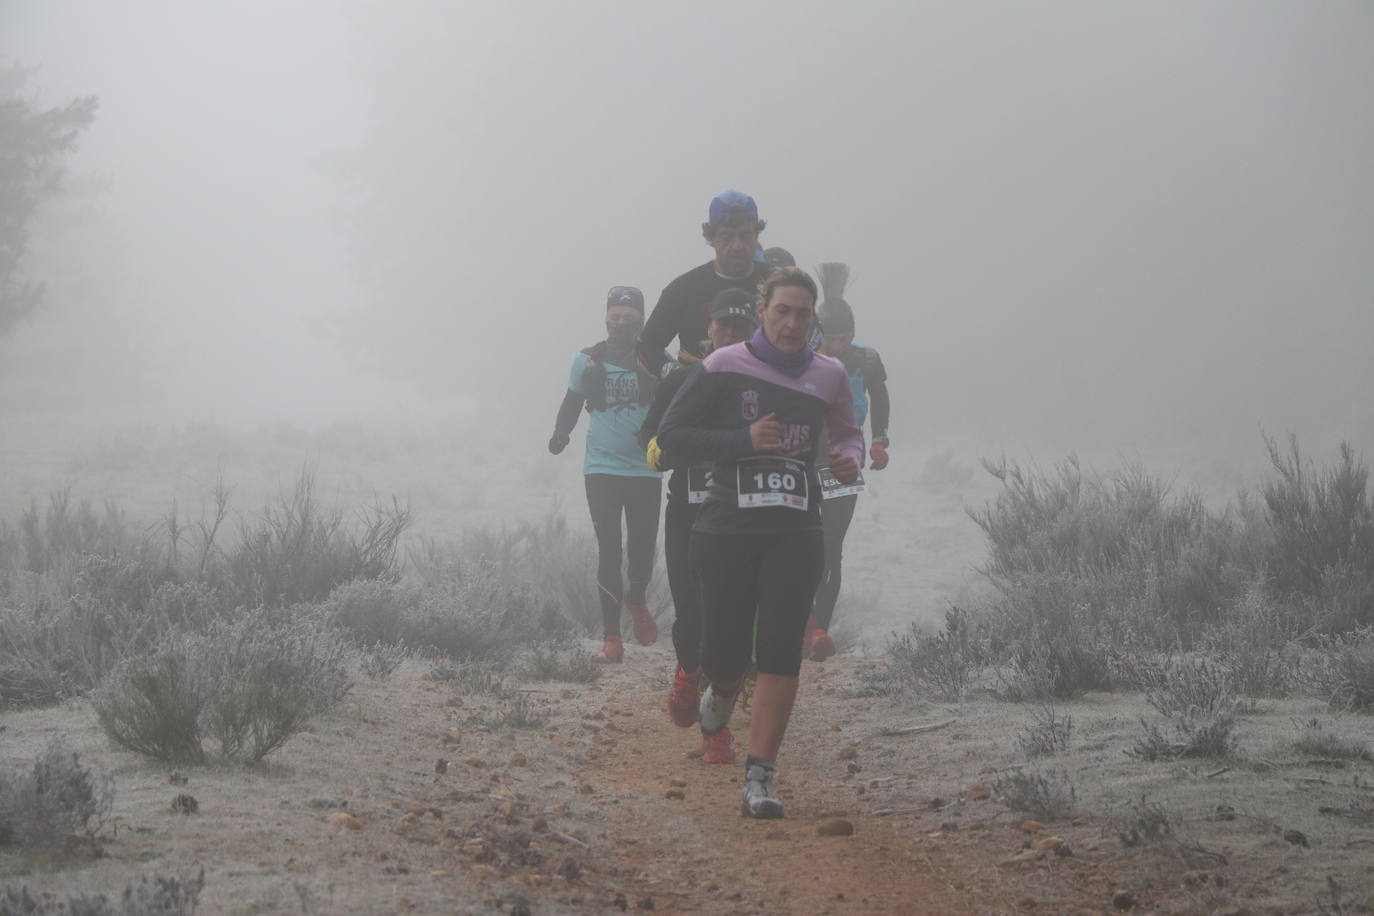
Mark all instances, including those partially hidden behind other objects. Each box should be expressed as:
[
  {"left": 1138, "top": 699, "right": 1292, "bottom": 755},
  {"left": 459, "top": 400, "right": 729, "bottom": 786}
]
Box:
[
  {"left": 819, "top": 466, "right": 865, "bottom": 500},
  {"left": 687, "top": 466, "right": 710, "bottom": 504},
  {"left": 736, "top": 456, "right": 809, "bottom": 511}
]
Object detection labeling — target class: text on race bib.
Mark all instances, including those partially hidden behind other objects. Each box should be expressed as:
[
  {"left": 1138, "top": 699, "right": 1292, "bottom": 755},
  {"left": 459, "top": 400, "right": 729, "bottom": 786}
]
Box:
[
  {"left": 818, "top": 466, "right": 865, "bottom": 500},
  {"left": 687, "top": 466, "right": 710, "bottom": 504},
  {"left": 736, "top": 456, "right": 809, "bottom": 511}
]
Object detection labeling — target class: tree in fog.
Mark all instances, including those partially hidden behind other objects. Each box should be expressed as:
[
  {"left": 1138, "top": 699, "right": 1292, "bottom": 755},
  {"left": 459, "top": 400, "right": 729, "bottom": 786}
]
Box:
[{"left": 0, "top": 64, "right": 97, "bottom": 336}]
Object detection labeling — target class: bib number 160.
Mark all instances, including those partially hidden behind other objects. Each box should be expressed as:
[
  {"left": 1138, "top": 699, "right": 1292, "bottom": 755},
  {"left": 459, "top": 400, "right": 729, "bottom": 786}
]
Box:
[{"left": 754, "top": 470, "right": 797, "bottom": 491}]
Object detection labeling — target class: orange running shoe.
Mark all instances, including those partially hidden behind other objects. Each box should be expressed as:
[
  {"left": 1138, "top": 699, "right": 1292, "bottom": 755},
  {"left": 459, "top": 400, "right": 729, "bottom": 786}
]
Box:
[
  {"left": 809, "top": 629, "right": 836, "bottom": 661},
  {"left": 626, "top": 603, "right": 658, "bottom": 646},
  {"left": 667, "top": 666, "right": 701, "bottom": 727},
  {"left": 594, "top": 635, "right": 624, "bottom": 664},
  {"left": 700, "top": 726, "right": 736, "bottom": 764}
]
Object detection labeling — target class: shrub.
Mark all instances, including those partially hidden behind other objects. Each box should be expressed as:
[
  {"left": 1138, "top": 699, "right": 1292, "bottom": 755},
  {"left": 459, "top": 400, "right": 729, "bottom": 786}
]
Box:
[
  {"left": 199, "top": 612, "right": 351, "bottom": 763},
  {"left": 1287, "top": 718, "right": 1372, "bottom": 762},
  {"left": 92, "top": 640, "right": 207, "bottom": 763},
  {"left": 884, "top": 608, "right": 983, "bottom": 701},
  {"left": 1298, "top": 627, "right": 1374, "bottom": 712},
  {"left": 0, "top": 870, "right": 203, "bottom": 916},
  {"left": 1142, "top": 657, "right": 1234, "bottom": 719},
  {"left": 520, "top": 641, "right": 601, "bottom": 684},
  {"left": 1200, "top": 585, "right": 1301, "bottom": 697},
  {"left": 1260, "top": 436, "right": 1374, "bottom": 632},
  {"left": 0, "top": 737, "right": 114, "bottom": 852},
  {"left": 93, "top": 612, "right": 351, "bottom": 763},
  {"left": 992, "top": 768, "right": 1076, "bottom": 821},
  {"left": 358, "top": 640, "right": 408, "bottom": 681},
  {"left": 224, "top": 468, "right": 409, "bottom": 608},
  {"left": 1130, "top": 712, "right": 1237, "bottom": 760},
  {"left": 1018, "top": 703, "right": 1073, "bottom": 757}
]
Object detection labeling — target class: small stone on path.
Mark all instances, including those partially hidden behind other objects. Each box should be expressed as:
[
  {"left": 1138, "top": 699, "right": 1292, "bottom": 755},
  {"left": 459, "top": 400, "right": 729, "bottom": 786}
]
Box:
[{"left": 817, "top": 818, "right": 855, "bottom": 837}]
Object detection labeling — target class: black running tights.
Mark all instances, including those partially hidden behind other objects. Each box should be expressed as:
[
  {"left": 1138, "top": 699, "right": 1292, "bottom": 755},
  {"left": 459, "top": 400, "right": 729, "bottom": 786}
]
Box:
[
  {"left": 664, "top": 492, "right": 701, "bottom": 671},
  {"left": 584, "top": 474, "right": 662, "bottom": 636},
  {"left": 813, "top": 493, "right": 858, "bottom": 631},
  {"left": 691, "top": 531, "right": 824, "bottom": 680}
]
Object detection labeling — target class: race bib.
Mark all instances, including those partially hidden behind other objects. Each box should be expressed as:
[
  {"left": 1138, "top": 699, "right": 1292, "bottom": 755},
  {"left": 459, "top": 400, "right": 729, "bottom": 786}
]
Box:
[
  {"left": 819, "top": 466, "right": 865, "bottom": 500},
  {"left": 737, "top": 456, "right": 809, "bottom": 511},
  {"left": 687, "top": 466, "right": 710, "bottom": 504}
]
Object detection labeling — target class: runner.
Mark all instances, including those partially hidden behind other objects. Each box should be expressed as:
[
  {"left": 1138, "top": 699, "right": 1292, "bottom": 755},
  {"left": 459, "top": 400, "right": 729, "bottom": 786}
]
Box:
[
  {"left": 636, "top": 190, "right": 772, "bottom": 377},
  {"left": 639, "top": 288, "right": 758, "bottom": 764},
  {"left": 656, "top": 267, "right": 862, "bottom": 819},
  {"left": 806, "top": 263, "right": 892, "bottom": 660},
  {"left": 548, "top": 286, "right": 663, "bottom": 662}
]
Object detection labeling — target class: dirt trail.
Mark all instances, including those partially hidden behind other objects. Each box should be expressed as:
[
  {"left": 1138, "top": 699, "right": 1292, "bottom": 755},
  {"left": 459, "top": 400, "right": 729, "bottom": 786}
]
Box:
[{"left": 572, "top": 657, "right": 979, "bottom": 915}]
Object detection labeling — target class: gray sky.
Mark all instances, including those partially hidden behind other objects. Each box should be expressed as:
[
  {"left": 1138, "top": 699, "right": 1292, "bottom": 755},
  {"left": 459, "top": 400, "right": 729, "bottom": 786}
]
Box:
[{"left": 3, "top": 1, "right": 1371, "bottom": 457}]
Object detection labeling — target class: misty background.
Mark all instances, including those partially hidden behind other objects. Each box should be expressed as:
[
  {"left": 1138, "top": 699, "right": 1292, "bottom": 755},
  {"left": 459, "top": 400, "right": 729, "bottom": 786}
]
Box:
[{"left": 3, "top": 0, "right": 1372, "bottom": 463}]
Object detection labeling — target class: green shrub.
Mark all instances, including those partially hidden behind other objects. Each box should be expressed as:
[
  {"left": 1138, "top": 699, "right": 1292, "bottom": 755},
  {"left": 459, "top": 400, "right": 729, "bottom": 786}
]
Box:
[{"left": 992, "top": 768, "right": 1076, "bottom": 820}]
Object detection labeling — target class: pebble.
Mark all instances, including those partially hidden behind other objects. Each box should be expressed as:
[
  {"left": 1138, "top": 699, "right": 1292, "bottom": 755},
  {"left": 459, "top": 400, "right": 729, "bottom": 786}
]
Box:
[
  {"left": 510, "top": 752, "right": 528, "bottom": 766},
  {"left": 170, "top": 794, "right": 198, "bottom": 815},
  {"left": 665, "top": 789, "right": 685, "bottom": 800},
  {"left": 531, "top": 815, "right": 549, "bottom": 832},
  {"left": 1019, "top": 819, "right": 1044, "bottom": 833},
  {"left": 1033, "top": 835, "right": 1065, "bottom": 851},
  {"left": 441, "top": 727, "right": 462, "bottom": 745},
  {"left": 837, "top": 746, "right": 859, "bottom": 760},
  {"left": 967, "top": 784, "right": 992, "bottom": 801},
  {"left": 1112, "top": 890, "right": 1137, "bottom": 910},
  {"left": 817, "top": 818, "right": 855, "bottom": 837},
  {"left": 669, "top": 777, "right": 688, "bottom": 788}
]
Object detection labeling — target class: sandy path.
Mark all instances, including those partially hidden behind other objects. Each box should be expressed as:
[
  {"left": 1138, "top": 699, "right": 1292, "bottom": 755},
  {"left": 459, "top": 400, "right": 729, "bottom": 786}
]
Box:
[{"left": 572, "top": 656, "right": 977, "bottom": 915}]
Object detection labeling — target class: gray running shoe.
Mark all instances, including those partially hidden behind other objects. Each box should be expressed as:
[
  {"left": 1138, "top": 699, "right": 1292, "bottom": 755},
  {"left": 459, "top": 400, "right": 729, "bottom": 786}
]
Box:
[
  {"left": 740, "top": 763, "right": 784, "bottom": 819},
  {"left": 698, "top": 683, "right": 740, "bottom": 736}
]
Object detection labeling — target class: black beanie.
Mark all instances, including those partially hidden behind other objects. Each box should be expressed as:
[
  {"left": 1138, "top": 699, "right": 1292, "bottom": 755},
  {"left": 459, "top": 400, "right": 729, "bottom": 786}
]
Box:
[{"left": 606, "top": 286, "right": 645, "bottom": 314}]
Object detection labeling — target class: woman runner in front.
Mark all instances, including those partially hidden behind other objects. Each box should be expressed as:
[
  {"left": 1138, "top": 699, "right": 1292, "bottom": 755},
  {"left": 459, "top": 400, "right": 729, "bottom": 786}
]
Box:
[{"left": 656, "top": 267, "right": 862, "bottom": 818}]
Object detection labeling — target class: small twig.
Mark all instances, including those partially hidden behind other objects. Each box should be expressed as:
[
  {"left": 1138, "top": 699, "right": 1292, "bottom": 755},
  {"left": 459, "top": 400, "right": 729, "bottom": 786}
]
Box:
[
  {"left": 876, "top": 719, "right": 957, "bottom": 737},
  {"left": 548, "top": 830, "right": 588, "bottom": 848},
  {"left": 1294, "top": 776, "right": 1331, "bottom": 785},
  {"left": 871, "top": 807, "right": 925, "bottom": 817},
  {"left": 1206, "top": 767, "right": 1232, "bottom": 779}
]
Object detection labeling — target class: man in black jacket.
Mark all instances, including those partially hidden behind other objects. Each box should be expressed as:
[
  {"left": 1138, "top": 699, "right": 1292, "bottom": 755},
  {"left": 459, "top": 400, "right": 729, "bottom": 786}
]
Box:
[
  {"left": 640, "top": 287, "right": 758, "bottom": 764},
  {"left": 636, "top": 190, "right": 772, "bottom": 377}
]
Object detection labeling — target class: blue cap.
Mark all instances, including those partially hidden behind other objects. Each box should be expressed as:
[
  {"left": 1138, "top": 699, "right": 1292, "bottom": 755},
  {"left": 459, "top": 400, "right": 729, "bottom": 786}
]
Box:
[{"left": 707, "top": 189, "right": 758, "bottom": 225}]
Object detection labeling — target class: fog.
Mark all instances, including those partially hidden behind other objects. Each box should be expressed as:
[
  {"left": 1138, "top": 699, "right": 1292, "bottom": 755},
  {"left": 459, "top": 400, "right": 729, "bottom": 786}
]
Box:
[{"left": 3, "top": 1, "right": 1372, "bottom": 459}]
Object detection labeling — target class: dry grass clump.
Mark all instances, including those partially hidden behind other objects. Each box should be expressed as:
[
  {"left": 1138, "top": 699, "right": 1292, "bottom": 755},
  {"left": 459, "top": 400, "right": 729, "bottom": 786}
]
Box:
[
  {"left": 1017, "top": 703, "right": 1073, "bottom": 758},
  {"left": 0, "top": 737, "right": 113, "bottom": 854},
  {"left": 520, "top": 641, "right": 601, "bottom": 684},
  {"left": 992, "top": 768, "right": 1076, "bottom": 821},
  {"left": 0, "top": 870, "right": 203, "bottom": 916},
  {"left": 467, "top": 694, "right": 552, "bottom": 731},
  {"left": 1286, "top": 718, "right": 1372, "bottom": 762}
]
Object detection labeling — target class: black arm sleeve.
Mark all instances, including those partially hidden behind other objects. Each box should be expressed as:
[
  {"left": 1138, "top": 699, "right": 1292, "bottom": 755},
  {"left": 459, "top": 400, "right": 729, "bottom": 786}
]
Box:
[
  {"left": 866, "top": 350, "right": 890, "bottom": 440},
  {"left": 656, "top": 368, "right": 753, "bottom": 465},
  {"left": 638, "top": 365, "right": 691, "bottom": 449},
  {"left": 636, "top": 286, "right": 678, "bottom": 376},
  {"left": 553, "top": 389, "right": 584, "bottom": 437}
]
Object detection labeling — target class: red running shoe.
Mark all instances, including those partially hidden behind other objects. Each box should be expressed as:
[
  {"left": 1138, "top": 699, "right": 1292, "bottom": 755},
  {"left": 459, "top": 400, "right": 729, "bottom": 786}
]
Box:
[
  {"left": 667, "top": 666, "right": 701, "bottom": 727},
  {"left": 626, "top": 603, "right": 658, "bottom": 646},
  {"left": 594, "top": 635, "right": 624, "bottom": 664},
  {"left": 809, "top": 629, "right": 836, "bottom": 661},
  {"left": 700, "top": 727, "right": 736, "bottom": 764}
]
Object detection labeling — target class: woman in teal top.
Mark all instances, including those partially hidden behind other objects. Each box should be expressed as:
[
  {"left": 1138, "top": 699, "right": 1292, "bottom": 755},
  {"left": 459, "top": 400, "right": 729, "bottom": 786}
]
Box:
[{"left": 549, "top": 286, "right": 663, "bottom": 662}]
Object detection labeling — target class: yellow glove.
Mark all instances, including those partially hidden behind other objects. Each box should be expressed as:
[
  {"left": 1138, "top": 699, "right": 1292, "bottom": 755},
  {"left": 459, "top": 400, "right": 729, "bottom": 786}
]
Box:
[{"left": 646, "top": 436, "right": 666, "bottom": 472}]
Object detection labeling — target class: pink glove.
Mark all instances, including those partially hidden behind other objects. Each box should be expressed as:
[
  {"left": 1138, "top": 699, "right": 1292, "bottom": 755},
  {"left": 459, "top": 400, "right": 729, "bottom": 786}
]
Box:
[{"left": 869, "top": 442, "right": 889, "bottom": 470}]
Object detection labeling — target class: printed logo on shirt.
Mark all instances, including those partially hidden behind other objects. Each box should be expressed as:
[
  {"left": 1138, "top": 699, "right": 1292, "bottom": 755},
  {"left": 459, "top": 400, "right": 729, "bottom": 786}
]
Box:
[
  {"left": 605, "top": 369, "right": 640, "bottom": 412},
  {"left": 740, "top": 390, "right": 760, "bottom": 421},
  {"left": 779, "top": 423, "right": 811, "bottom": 456}
]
